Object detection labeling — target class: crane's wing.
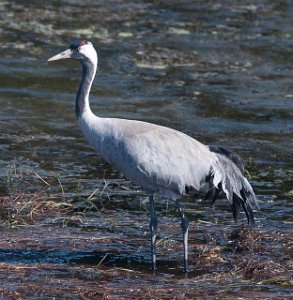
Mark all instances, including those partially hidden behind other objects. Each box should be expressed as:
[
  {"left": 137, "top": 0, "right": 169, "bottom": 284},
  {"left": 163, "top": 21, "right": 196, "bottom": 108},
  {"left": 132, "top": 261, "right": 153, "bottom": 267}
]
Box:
[
  {"left": 122, "top": 120, "right": 258, "bottom": 223},
  {"left": 121, "top": 123, "right": 215, "bottom": 196}
]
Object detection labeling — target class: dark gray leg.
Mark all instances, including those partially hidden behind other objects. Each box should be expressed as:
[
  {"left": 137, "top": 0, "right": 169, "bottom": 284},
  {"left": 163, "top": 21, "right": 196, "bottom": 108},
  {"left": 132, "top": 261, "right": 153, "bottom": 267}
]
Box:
[
  {"left": 149, "top": 195, "right": 157, "bottom": 271},
  {"left": 176, "top": 200, "right": 189, "bottom": 272}
]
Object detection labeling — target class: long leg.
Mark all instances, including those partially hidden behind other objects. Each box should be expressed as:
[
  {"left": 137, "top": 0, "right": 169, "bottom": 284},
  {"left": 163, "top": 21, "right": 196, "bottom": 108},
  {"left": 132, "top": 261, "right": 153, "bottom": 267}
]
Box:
[
  {"left": 149, "top": 194, "right": 157, "bottom": 271},
  {"left": 176, "top": 200, "right": 189, "bottom": 272}
]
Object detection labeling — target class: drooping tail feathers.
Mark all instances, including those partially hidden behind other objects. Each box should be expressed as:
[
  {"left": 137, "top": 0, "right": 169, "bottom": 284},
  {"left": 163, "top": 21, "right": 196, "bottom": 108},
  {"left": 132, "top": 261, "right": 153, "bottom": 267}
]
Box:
[
  {"left": 209, "top": 145, "right": 245, "bottom": 175},
  {"left": 210, "top": 151, "right": 259, "bottom": 225}
]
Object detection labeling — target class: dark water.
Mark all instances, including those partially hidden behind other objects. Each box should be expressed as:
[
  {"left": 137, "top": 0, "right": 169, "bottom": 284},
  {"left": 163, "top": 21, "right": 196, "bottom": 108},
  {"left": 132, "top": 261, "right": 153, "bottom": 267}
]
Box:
[{"left": 0, "top": 0, "right": 292, "bottom": 299}]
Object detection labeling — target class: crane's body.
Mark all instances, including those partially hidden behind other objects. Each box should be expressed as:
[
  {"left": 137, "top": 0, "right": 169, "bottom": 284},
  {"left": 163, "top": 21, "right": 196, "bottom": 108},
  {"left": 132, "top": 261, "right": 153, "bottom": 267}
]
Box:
[
  {"left": 48, "top": 40, "right": 258, "bottom": 272},
  {"left": 80, "top": 115, "right": 214, "bottom": 197}
]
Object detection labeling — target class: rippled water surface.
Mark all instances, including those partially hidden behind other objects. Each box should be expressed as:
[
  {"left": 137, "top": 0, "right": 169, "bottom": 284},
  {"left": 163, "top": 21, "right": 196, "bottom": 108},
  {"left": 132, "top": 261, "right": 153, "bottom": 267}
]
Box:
[{"left": 0, "top": 0, "right": 292, "bottom": 299}]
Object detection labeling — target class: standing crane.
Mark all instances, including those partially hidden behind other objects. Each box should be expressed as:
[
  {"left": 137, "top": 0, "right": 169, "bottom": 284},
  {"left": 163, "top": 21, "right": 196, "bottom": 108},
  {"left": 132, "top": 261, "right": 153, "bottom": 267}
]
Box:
[{"left": 48, "top": 40, "right": 258, "bottom": 272}]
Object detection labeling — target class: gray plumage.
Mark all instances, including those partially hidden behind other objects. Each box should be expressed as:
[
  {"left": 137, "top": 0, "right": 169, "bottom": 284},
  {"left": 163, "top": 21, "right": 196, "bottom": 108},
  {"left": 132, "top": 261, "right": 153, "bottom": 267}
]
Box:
[{"left": 48, "top": 40, "right": 258, "bottom": 272}]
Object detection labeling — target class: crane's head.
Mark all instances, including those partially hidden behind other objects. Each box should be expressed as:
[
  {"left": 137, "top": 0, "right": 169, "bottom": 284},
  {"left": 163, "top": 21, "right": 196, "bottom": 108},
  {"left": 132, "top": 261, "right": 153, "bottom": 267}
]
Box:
[{"left": 48, "top": 40, "right": 98, "bottom": 65}]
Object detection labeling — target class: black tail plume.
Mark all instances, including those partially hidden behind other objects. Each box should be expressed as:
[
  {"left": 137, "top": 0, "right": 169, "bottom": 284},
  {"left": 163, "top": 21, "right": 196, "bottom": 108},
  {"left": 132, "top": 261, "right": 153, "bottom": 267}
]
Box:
[{"left": 212, "top": 154, "right": 258, "bottom": 224}]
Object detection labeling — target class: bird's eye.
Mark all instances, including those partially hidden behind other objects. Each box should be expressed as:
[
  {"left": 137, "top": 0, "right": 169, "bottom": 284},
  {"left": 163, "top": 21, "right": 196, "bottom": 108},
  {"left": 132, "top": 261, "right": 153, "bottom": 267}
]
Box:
[{"left": 77, "top": 47, "right": 81, "bottom": 52}]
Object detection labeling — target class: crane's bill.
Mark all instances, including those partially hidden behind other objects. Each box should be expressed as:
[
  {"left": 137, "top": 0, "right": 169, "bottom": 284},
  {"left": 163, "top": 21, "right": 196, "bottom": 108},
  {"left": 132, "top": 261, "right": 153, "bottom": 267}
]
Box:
[{"left": 48, "top": 49, "right": 72, "bottom": 61}]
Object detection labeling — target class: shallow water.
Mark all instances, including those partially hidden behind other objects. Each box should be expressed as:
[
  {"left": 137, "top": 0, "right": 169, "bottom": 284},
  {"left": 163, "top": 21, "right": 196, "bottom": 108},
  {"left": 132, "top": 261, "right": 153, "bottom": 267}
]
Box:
[{"left": 0, "top": 0, "right": 292, "bottom": 299}]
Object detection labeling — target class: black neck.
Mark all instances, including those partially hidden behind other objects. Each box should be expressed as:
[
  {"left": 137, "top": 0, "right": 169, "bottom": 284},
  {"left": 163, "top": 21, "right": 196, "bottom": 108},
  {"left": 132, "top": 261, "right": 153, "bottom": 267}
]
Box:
[{"left": 75, "top": 60, "right": 96, "bottom": 118}]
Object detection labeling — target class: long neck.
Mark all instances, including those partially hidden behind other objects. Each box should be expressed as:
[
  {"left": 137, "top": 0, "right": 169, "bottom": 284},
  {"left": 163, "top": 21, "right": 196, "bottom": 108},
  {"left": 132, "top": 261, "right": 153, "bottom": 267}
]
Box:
[{"left": 75, "top": 60, "right": 97, "bottom": 118}]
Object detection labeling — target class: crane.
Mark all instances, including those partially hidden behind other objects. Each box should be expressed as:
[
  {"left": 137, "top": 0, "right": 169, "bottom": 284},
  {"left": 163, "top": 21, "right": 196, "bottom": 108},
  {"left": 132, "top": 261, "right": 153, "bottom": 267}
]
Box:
[{"left": 48, "top": 40, "right": 258, "bottom": 272}]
